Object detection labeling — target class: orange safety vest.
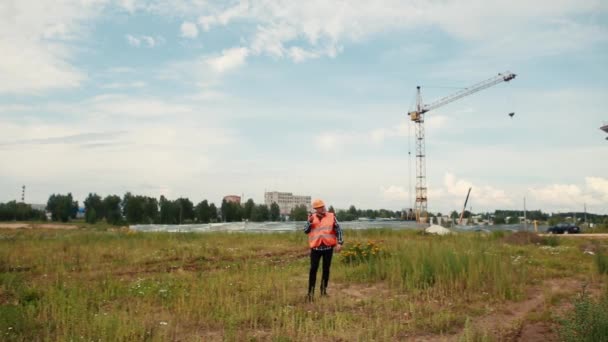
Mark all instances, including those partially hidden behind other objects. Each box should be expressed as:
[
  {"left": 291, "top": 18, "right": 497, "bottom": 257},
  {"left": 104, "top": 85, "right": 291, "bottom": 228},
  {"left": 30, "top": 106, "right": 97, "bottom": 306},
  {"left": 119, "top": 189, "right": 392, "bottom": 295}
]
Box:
[{"left": 308, "top": 212, "right": 338, "bottom": 249}]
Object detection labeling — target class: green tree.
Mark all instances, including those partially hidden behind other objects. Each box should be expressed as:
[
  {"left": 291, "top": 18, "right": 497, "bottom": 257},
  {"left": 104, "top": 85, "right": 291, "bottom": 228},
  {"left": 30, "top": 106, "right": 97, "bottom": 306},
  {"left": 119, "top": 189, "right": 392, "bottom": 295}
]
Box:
[
  {"left": 195, "top": 200, "right": 211, "bottom": 223},
  {"left": 243, "top": 199, "right": 255, "bottom": 221},
  {"left": 103, "top": 195, "right": 122, "bottom": 225},
  {"left": 348, "top": 205, "right": 358, "bottom": 219},
  {"left": 84, "top": 193, "right": 103, "bottom": 224},
  {"left": 142, "top": 197, "right": 159, "bottom": 224},
  {"left": 0, "top": 201, "right": 44, "bottom": 221},
  {"left": 220, "top": 199, "right": 229, "bottom": 222},
  {"left": 328, "top": 205, "right": 335, "bottom": 214},
  {"left": 122, "top": 192, "right": 142, "bottom": 224},
  {"left": 122, "top": 193, "right": 159, "bottom": 224},
  {"left": 270, "top": 202, "right": 280, "bottom": 221},
  {"left": 209, "top": 203, "right": 218, "bottom": 222},
  {"left": 290, "top": 204, "right": 309, "bottom": 221},
  {"left": 86, "top": 208, "right": 97, "bottom": 224},
  {"left": 493, "top": 216, "right": 506, "bottom": 224},
  {"left": 176, "top": 198, "right": 194, "bottom": 223},
  {"left": 250, "top": 204, "right": 267, "bottom": 222},
  {"left": 160, "top": 195, "right": 177, "bottom": 224},
  {"left": 336, "top": 209, "right": 355, "bottom": 222},
  {"left": 46, "top": 193, "right": 78, "bottom": 222},
  {"left": 221, "top": 200, "right": 242, "bottom": 222}
]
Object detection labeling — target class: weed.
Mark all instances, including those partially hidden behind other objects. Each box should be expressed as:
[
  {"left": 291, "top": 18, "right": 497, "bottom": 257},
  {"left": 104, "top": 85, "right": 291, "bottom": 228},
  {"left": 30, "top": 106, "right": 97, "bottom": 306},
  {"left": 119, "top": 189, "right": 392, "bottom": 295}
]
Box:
[
  {"left": 340, "top": 240, "right": 387, "bottom": 265},
  {"left": 557, "top": 287, "right": 608, "bottom": 342},
  {"left": 595, "top": 252, "right": 608, "bottom": 275},
  {"left": 541, "top": 235, "right": 560, "bottom": 247}
]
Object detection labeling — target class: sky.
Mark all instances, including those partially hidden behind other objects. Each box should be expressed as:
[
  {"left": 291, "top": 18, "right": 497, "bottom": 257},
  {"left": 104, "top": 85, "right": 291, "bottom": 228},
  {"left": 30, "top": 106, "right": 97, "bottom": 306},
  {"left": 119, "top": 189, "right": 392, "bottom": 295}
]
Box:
[{"left": 0, "top": 0, "right": 607, "bottom": 215}]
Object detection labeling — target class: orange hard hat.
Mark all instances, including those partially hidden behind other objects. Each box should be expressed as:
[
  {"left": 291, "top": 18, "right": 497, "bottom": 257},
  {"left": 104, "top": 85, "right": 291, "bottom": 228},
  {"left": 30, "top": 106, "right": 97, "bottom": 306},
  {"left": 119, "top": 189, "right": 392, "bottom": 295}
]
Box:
[{"left": 312, "top": 199, "right": 325, "bottom": 209}]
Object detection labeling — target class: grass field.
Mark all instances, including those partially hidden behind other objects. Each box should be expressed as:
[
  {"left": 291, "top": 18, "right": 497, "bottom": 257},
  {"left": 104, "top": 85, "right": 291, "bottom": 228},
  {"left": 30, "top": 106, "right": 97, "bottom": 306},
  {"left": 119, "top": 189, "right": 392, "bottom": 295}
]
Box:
[{"left": 1, "top": 227, "right": 606, "bottom": 341}]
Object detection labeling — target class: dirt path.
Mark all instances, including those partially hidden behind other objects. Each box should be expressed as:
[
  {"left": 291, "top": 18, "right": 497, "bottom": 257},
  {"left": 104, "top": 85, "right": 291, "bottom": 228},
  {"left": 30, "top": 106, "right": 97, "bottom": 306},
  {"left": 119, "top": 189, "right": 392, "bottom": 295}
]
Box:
[
  {"left": 332, "top": 277, "right": 595, "bottom": 341},
  {"left": 448, "top": 278, "right": 597, "bottom": 342}
]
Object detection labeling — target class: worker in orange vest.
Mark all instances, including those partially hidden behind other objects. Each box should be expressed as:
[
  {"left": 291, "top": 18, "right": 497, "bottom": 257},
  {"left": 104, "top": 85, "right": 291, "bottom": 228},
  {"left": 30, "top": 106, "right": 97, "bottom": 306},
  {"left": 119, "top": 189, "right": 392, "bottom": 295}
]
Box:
[{"left": 304, "top": 199, "right": 343, "bottom": 300}]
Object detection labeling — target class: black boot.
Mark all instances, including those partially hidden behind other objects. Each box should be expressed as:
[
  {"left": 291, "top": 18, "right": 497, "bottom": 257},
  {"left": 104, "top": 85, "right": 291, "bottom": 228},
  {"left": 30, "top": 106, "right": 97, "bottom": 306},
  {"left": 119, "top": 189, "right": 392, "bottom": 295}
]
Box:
[{"left": 307, "top": 289, "right": 314, "bottom": 302}]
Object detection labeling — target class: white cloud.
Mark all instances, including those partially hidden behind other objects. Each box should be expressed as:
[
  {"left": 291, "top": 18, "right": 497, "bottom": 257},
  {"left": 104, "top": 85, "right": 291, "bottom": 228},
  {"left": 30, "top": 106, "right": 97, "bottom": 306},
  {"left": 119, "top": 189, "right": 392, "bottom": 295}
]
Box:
[
  {"left": 0, "top": 0, "right": 108, "bottom": 94},
  {"left": 313, "top": 130, "right": 367, "bottom": 151},
  {"left": 444, "top": 173, "right": 513, "bottom": 208},
  {"left": 528, "top": 177, "right": 608, "bottom": 210},
  {"left": 86, "top": 95, "right": 194, "bottom": 118},
  {"left": 198, "top": 16, "right": 217, "bottom": 31},
  {"left": 586, "top": 177, "right": 608, "bottom": 201},
  {"left": 117, "top": 0, "right": 141, "bottom": 13},
  {"left": 173, "top": 0, "right": 606, "bottom": 64},
  {"left": 206, "top": 47, "right": 249, "bottom": 73},
  {"left": 381, "top": 185, "right": 410, "bottom": 201},
  {"left": 180, "top": 21, "right": 199, "bottom": 38},
  {"left": 0, "top": 95, "right": 238, "bottom": 203},
  {"left": 314, "top": 120, "right": 412, "bottom": 150},
  {"left": 101, "top": 81, "right": 147, "bottom": 89},
  {"left": 288, "top": 47, "right": 320, "bottom": 63},
  {"left": 126, "top": 34, "right": 164, "bottom": 48},
  {"left": 126, "top": 34, "right": 141, "bottom": 46},
  {"left": 425, "top": 115, "right": 450, "bottom": 130}
]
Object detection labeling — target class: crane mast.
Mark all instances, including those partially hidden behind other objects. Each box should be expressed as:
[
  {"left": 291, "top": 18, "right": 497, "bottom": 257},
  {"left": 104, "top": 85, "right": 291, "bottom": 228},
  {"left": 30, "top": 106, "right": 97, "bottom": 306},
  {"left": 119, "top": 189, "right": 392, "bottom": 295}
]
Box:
[{"left": 408, "top": 71, "right": 516, "bottom": 223}]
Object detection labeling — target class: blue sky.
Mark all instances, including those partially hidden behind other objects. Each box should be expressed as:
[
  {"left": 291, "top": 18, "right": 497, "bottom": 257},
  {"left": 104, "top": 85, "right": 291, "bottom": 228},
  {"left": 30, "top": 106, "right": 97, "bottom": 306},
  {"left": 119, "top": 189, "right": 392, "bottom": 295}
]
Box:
[{"left": 1, "top": 0, "right": 607, "bottom": 214}]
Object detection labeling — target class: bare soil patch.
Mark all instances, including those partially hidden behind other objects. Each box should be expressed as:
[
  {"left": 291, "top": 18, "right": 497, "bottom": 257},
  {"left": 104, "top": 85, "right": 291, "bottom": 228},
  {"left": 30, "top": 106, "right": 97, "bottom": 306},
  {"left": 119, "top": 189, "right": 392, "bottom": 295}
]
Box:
[
  {"left": 0, "top": 223, "right": 79, "bottom": 230},
  {"left": 0, "top": 223, "right": 31, "bottom": 229},
  {"left": 503, "top": 231, "right": 543, "bottom": 245},
  {"left": 35, "top": 223, "right": 79, "bottom": 229}
]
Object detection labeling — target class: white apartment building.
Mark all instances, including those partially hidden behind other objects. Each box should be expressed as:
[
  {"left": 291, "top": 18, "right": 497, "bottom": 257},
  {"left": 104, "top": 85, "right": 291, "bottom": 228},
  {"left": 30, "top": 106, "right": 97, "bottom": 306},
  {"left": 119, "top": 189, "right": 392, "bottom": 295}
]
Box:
[{"left": 264, "top": 191, "right": 311, "bottom": 216}]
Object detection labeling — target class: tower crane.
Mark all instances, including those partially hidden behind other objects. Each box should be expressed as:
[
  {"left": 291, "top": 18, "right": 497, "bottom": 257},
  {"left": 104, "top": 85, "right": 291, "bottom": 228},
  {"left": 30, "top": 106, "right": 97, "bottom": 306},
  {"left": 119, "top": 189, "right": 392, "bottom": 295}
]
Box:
[{"left": 408, "top": 71, "right": 516, "bottom": 222}]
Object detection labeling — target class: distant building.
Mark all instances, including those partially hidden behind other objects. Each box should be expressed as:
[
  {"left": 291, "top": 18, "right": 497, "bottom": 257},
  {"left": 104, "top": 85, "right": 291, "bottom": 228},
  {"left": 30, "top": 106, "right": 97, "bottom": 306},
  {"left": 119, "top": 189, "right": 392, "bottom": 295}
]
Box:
[
  {"left": 223, "top": 195, "right": 241, "bottom": 205},
  {"left": 264, "top": 191, "right": 311, "bottom": 216}
]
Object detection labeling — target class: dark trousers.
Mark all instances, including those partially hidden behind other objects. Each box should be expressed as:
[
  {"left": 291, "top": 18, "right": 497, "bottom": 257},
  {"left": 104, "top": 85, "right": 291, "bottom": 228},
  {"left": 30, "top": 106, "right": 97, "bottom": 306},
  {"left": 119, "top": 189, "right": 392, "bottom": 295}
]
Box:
[{"left": 308, "top": 248, "right": 333, "bottom": 295}]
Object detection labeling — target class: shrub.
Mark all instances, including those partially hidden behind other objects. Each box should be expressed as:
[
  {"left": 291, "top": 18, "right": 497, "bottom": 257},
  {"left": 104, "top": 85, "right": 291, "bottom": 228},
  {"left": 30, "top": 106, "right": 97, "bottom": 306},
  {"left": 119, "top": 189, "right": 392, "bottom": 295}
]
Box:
[
  {"left": 340, "top": 240, "right": 387, "bottom": 265},
  {"left": 541, "top": 235, "right": 560, "bottom": 247},
  {"left": 558, "top": 288, "right": 608, "bottom": 342}
]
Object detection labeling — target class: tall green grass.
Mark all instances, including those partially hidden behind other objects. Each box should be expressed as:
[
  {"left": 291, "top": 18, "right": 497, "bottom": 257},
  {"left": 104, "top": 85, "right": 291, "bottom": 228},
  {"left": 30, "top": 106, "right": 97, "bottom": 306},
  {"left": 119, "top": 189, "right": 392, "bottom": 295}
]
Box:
[
  {"left": 0, "top": 228, "right": 599, "bottom": 340},
  {"left": 595, "top": 252, "right": 608, "bottom": 275},
  {"left": 342, "top": 234, "right": 525, "bottom": 301}
]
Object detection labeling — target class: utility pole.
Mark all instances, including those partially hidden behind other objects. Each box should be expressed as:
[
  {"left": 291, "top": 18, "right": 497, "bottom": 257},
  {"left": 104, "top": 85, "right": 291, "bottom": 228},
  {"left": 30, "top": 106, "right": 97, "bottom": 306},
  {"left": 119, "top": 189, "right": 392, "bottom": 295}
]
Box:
[
  {"left": 584, "top": 203, "right": 587, "bottom": 223},
  {"left": 523, "top": 197, "right": 528, "bottom": 232},
  {"left": 21, "top": 185, "right": 25, "bottom": 203}
]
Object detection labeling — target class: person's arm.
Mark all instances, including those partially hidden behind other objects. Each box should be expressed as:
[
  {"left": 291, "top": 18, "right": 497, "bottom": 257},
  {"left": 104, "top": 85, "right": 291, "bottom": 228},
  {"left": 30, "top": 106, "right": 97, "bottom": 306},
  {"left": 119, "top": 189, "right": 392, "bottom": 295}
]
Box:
[
  {"left": 334, "top": 216, "right": 344, "bottom": 245},
  {"left": 304, "top": 214, "right": 313, "bottom": 234}
]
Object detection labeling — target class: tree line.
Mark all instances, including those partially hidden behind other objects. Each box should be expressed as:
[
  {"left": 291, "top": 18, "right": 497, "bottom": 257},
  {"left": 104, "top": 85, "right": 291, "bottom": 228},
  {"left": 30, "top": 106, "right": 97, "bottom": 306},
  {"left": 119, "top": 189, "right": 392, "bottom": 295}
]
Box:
[
  {"left": 288, "top": 204, "right": 402, "bottom": 222},
  {"left": 2, "top": 194, "right": 606, "bottom": 225},
  {"left": 70, "top": 193, "right": 283, "bottom": 225},
  {"left": 0, "top": 201, "right": 46, "bottom": 221}
]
